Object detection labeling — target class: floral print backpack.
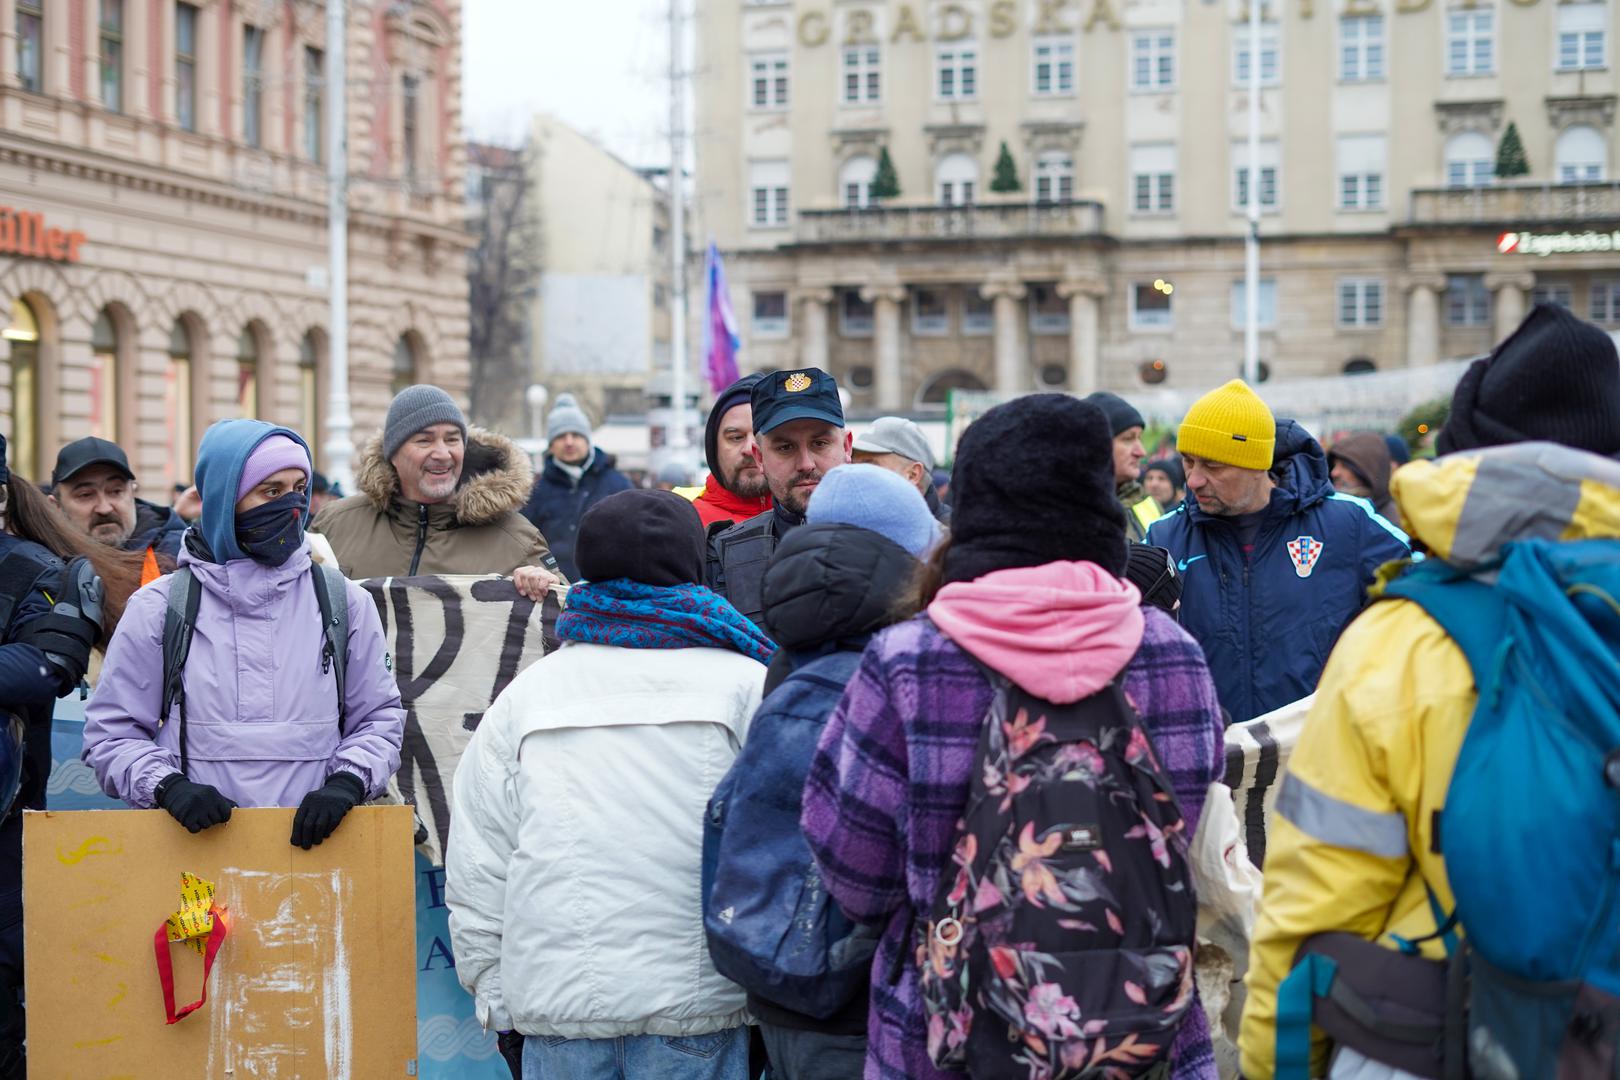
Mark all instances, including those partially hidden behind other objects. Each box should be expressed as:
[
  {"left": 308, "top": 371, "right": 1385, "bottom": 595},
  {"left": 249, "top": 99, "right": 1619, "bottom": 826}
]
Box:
[{"left": 919, "top": 675, "right": 1198, "bottom": 1078}]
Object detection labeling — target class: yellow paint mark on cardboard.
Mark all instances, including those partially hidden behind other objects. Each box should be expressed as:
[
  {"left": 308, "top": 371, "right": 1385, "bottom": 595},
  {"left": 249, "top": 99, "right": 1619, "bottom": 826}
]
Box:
[{"left": 57, "top": 837, "right": 121, "bottom": 865}]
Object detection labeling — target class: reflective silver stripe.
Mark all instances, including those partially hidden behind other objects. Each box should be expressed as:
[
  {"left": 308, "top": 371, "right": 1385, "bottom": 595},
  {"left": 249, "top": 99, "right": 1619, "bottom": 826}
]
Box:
[
  {"left": 1275, "top": 772, "right": 1409, "bottom": 859},
  {"left": 1449, "top": 443, "right": 1620, "bottom": 566}
]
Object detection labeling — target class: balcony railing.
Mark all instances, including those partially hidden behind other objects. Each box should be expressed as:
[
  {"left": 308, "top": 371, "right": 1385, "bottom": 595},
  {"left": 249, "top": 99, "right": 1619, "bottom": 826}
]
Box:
[
  {"left": 1409, "top": 181, "right": 1620, "bottom": 225},
  {"left": 796, "top": 199, "right": 1105, "bottom": 244}
]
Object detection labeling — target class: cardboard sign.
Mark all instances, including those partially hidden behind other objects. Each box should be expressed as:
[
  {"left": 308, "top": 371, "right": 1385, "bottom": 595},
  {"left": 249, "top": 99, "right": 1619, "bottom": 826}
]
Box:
[
  {"left": 1221, "top": 694, "right": 1310, "bottom": 868},
  {"left": 24, "top": 805, "right": 417, "bottom": 1078}
]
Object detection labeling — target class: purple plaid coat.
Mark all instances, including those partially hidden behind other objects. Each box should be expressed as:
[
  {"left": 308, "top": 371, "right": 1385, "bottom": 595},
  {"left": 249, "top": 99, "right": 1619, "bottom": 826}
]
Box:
[{"left": 802, "top": 608, "right": 1224, "bottom": 1080}]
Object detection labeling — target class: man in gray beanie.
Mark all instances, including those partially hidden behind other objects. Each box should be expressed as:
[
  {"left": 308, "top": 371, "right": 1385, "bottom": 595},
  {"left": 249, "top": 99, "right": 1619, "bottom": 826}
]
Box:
[
  {"left": 520, "top": 393, "right": 632, "bottom": 583},
  {"left": 310, "top": 384, "right": 562, "bottom": 597}
]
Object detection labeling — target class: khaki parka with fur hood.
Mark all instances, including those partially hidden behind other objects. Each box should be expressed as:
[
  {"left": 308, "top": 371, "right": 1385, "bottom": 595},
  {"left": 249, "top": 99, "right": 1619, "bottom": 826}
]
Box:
[{"left": 310, "top": 427, "right": 562, "bottom": 581}]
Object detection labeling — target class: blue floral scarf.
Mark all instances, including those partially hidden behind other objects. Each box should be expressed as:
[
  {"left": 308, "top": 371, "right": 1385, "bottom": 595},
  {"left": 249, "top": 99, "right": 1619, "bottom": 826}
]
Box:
[{"left": 556, "top": 579, "right": 776, "bottom": 665}]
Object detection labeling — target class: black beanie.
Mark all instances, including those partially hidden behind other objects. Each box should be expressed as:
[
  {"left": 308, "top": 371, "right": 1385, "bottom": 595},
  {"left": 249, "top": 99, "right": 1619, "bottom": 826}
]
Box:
[
  {"left": 705, "top": 373, "right": 766, "bottom": 483},
  {"left": 1439, "top": 303, "right": 1620, "bottom": 458},
  {"left": 944, "top": 395, "right": 1127, "bottom": 584},
  {"left": 1083, "top": 391, "right": 1147, "bottom": 437},
  {"left": 575, "top": 489, "right": 705, "bottom": 587}
]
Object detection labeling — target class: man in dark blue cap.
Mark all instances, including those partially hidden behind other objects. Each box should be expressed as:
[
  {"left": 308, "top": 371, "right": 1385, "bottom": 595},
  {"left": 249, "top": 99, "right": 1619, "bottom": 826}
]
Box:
[{"left": 705, "top": 367, "right": 851, "bottom": 627}]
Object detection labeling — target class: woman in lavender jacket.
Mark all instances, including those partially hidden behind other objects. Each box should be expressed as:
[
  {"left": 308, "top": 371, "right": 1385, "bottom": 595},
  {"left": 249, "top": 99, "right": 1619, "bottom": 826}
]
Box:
[
  {"left": 83, "top": 420, "right": 404, "bottom": 848},
  {"left": 802, "top": 395, "right": 1225, "bottom": 1080}
]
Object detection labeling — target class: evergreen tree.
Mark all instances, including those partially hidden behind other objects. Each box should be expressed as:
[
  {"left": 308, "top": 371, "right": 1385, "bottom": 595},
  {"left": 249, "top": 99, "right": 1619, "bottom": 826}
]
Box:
[
  {"left": 989, "top": 141, "right": 1022, "bottom": 193},
  {"left": 1496, "top": 122, "right": 1530, "bottom": 179},
  {"left": 870, "top": 147, "right": 901, "bottom": 200}
]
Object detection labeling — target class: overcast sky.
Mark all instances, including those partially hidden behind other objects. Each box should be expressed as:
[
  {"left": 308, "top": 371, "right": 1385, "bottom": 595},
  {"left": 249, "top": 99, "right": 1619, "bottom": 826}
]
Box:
[{"left": 462, "top": 0, "right": 674, "bottom": 168}]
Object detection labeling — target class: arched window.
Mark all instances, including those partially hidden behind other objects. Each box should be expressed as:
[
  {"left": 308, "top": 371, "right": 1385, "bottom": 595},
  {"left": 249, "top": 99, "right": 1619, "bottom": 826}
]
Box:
[
  {"left": 90, "top": 308, "right": 119, "bottom": 442},
  {"left": 840, "top": 155, "right": 877, "bottom": 209},
  {"left": 168, "top": 319, "right": 194, "bottom": 489},
  {"left": 1556, "top": 125, "right": 1607, "bottom": 183},
  {"left": 1444, "top": 132, "right": 1494, "bottom": 188},
  {"left": 392, "top": 334, "right": 419, "bottom": 395},
  {"left": 1343, "top": 356, "right": 1377, "bottom": 375},
  {"left": 936, "top": 153, "right": 978, "bottom": 207},
  {"left": 299, "top": 330, "right": 323, "bottom": 458},
  {"left": 1034, "top": 151, "right": 1074, "bottom": 204},
  {"left": 237, "top": 326, "right": 259, "bottom": 418},
  {"left": 5, "top": 298, "right": 40, "bottom": 481},
  {"left": 917, "top": 368, "right": 988, "bottom": 406}
]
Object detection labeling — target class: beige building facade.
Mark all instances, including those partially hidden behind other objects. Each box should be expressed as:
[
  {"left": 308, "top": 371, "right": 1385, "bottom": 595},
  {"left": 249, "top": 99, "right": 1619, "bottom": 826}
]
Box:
[
  {"left": 695, "top": 0, "right": 1619, "bottom": 412},
  {"left": 0, "top": 0, "right": 470, "bottom": 491}
]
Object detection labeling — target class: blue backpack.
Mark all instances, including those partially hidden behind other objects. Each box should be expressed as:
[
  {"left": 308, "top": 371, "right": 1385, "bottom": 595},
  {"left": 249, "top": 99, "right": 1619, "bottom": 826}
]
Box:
[
  {"left": 701, "top": 650, "right": 879, "bottom": 1019},
  {"left": 1380, "top": 537, "right": 1620, "bottom": 1078}
]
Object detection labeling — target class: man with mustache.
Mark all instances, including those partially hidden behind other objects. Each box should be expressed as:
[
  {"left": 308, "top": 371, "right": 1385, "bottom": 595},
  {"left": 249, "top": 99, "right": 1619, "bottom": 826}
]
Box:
[
  {"left": 706, "top": 368, "right": 851, "bottom": 628},
  {"left": 50, "top": 438, "right": 186, "bottom": 560},
  {"left": 692, "top": 374, "right": 773, "bottom": 530}
]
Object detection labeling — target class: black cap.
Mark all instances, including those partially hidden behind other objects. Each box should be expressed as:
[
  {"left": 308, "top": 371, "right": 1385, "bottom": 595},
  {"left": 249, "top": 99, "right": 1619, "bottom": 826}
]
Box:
[
  {"left": 751, "top": 368, "right": 845, "bottom": 436},
  {"left": 51, "top": 437, "right": 134, "bottom": 488},
  {"left": 1083, "top": 392, "right": 1147, "bottom": 437},
  {"left": 576, "top": 489, "right": 705, "bottom": 587}
]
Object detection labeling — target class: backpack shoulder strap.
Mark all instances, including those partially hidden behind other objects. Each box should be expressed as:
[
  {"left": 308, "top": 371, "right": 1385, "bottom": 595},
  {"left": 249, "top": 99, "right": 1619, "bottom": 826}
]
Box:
[
  {"left": 1380, "top": 562, "right": 1509, "bottom": 683},
  {"left": 160, "top": 568, "right": 200, "bottom": 721},
  {"left": 311, "top": 564, "right": 349, "bottom": 726}
]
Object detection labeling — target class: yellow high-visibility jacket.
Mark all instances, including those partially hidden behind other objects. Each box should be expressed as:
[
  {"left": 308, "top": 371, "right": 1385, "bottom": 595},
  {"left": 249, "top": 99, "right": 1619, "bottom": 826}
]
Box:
[{"left": 1239, "top": 442, "right": 1620, "bottom": 1079}]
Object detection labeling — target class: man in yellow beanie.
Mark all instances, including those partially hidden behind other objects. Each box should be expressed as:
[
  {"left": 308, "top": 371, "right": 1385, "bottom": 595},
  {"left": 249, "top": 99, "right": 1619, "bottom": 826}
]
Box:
[{"left": 1146, "top": 379, "right": 1409, "bottom": 723}]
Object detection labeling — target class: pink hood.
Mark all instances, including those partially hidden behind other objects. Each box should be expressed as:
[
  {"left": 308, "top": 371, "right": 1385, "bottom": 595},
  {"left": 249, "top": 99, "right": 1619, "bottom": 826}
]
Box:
[{"left": 927, "top": 561, "right": 1144, "bottom": 704}]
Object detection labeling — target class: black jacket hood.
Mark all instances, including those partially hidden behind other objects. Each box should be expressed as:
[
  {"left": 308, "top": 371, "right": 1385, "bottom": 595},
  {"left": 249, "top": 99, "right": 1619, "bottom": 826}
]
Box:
[{"left": 762, "top": 522, "right": 919, "bottom": 652}]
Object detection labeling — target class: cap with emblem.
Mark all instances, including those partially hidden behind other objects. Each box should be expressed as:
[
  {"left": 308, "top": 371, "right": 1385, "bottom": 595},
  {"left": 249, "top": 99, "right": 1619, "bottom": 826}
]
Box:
[
  {"left": 853, "top": 416, "right": 935, "bottom": 471},
  {"left": 51, "top": 437, "right": 136, "bottom": 489},
  {"left": 751, "top": 367, "right": 845, "bottom": 436}
]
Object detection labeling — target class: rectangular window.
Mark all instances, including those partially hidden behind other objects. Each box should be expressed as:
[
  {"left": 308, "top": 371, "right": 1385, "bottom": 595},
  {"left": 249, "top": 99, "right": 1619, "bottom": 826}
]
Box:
[
  {"left": 1233, "top": 140, "right": 1281, "bottom": 211},
  {"left": 1557, "top": 4, "right": 1606, "bottom": 71},
  {"left": 402, "top": 75, "right": 420, "bottom": 180},
  {"left": 1561, "top": 162, "right": 1604, "bottom": 183},
  {"left": 1445, "top": 274, "right": 1492, "bottom": 326},
  {"left": 100, "top": 0, "right": 124, "bottom": 111},
  {"left": 1029, "top": 284, "right": 1071, "bottom": 335},
  {"left": 1447, "top": 8, "right": 1495, "bottom": 76},
  {"left": 1448, "top": 157, "right": 1494, "bottom": 188},
  {"left": 1130, "top": 144, "right": 1176, "bottom": 214},
  {"left": 840, "top": 290, "right": 875, "bottom": 336},
  {"left": 752, "top": 291, "right": 789, "bottom": 337},
  {"left": 841, "top": 46, "right": 880, "bottom": 103},
  {"left": 750, "top": 53, "right": 789, "bottom": 109},
  {"left": 1533, "top": 283, "right": 1573, "bottom": 308},
  {"left": 912, "top": 288, "right": 949, "bottom": 335},
  {"left": 1340, "top": 15, "right": 1385, "bottom": 81},
  {"left": 243, "top": 24, "right": 265, "bottom": 148},
  {"left": 939, "top": 179, "right": 975, "bottom": 206},
  {"left": 1337, "top": 134, "right": 1387, "bottom": 210},
  {"left": 1230, "top": 279, "right": 1279, "bottom": 330},
  {"left": 1589, "top": 281, "right": 1620, "bottom": 322},
  {"left": 305, "top": 47, "right": 324, "bottom": 162},
  {"left": 1131, "top": 30, "right": 1176, "bottom": 90},
  {"left": 749, "top": 161, "right": 791, "bottom": 228},
  {"left": 962, "top": 289, "right": 994, "bottom": 335},
  {"left": 1033, "top": 37, "right": 1076, "bottom": 95},
  {"left": 1131, "top": 282, "right": 1174, "bottom": 330},
  {"left": 1338, "top": 278, "right": 1385, "bottom": 327},
  {"left": 16, "top": 0, "right": 42, "bottom": 93},
  {"left": 1233, "top": 24, "right": 1281, "bottom": 87},
  {"left": 1036, "top": 170, "right": 1074, "bottom": 204},
  {"left": 176, "top": 3, "right": 198, "bottom": 131},
  {"left": 937, "top": 46, "right": 978, "bottom": 99}
]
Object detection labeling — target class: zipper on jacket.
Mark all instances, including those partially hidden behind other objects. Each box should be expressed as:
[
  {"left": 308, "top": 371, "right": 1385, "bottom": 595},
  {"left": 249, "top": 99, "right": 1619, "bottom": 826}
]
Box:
[{"left": 408, "top": 504, "right": 429, "bottom": 576}]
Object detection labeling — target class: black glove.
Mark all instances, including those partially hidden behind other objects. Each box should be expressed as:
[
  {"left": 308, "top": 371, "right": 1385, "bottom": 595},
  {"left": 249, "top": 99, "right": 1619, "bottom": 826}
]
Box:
[
  {"left": 290, "top": 772, "right": 366, "bottom": 849},
  {"left": 155, "top": 773, "right": 236, "bottom": 833}
]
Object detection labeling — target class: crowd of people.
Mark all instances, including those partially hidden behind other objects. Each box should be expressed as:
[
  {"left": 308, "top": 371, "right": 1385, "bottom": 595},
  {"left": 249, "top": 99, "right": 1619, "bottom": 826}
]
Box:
[{"left": 0, "top": 300, "right": 1617, "bottom": 1080}]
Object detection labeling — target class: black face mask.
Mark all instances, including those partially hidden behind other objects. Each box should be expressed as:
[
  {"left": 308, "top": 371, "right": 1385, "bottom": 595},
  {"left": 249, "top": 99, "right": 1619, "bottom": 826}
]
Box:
[{"left": 235, "top": 490, "right": 308, "bottom": 566}]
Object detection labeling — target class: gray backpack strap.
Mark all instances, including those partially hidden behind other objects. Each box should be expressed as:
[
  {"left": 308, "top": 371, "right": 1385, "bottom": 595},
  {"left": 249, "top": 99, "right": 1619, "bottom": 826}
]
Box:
[
  {"left": 310, "top": 563, "right": 349, "bottom": 726},
  {"left": 160, "top": 568, "right": 202, "bottom": 775}
]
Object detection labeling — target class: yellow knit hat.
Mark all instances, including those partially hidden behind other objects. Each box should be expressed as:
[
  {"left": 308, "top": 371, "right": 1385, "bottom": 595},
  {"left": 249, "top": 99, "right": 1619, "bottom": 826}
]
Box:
[{"left": 1178, "top": 380, "right": 1276, "bottom": 470}]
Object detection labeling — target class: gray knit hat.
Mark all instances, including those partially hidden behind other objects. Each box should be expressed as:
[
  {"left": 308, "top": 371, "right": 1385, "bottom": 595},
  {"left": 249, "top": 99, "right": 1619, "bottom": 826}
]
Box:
[
  {"left": 384, "top": 384, "right": 468, "bottom": 461},
  {"left": 546, "top": 394, "right": 593, "bottom": 442}
]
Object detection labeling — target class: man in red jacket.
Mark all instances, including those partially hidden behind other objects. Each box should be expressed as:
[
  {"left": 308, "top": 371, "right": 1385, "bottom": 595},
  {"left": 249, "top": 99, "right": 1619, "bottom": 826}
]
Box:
[{"left": 693, "top": 373, "right": 773, "bottom": 530}]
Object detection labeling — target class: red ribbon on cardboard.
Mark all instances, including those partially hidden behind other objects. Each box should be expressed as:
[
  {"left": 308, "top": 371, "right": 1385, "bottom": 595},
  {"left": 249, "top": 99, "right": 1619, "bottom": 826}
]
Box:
[{"left": 152, "top": 903, "right": 228, "bottom": 1024}]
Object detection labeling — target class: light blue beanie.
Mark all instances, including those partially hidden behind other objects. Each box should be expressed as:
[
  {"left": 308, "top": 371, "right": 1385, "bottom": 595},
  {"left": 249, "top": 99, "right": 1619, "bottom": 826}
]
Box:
[{"left": 807, "top": 463, "right": 943, "bottom": 560}]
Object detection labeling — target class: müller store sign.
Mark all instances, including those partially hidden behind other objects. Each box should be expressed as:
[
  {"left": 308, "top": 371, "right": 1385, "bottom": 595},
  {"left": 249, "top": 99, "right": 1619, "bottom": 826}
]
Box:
[
  {"left": 1497, "top": 230, "right": 1620, "bottom": 257},
  {"left": 0, "top": 206, "right": 87, "bottom": 263}
]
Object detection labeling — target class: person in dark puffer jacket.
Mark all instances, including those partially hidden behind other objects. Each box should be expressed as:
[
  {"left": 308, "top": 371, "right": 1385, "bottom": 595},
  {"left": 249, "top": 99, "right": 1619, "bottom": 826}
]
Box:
[
  {"left": 713, "top": 464, "right": 938, "bottom": 1080},
  {"left": 521, "top": 393, "right": 632, "bottom": 582}
]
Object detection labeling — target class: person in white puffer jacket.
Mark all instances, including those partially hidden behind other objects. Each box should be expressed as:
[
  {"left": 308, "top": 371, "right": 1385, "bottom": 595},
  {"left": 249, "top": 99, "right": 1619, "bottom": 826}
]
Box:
[{"left": 446, "top": 490, "right": 771, "bottom": 1080}]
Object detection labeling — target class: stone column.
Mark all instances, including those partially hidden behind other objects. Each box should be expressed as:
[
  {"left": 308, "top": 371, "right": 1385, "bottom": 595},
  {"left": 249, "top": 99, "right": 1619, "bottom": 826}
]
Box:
[
  {"left": 1402, "top": 273, "right": 1447, "bottom": 368},
  {"left": 860, "top": 284, "right": 907, "bottom": 410},
  {"left": 1485, "top": 271, "right": 1536, "bottom": 346},
  {"left": 981, "top": 279, "right": 1028, "bottom": 394},
  {"left": 125, "top": 0, "right": 152, "bottom": 121},
  {"left": 796, "top": 288, "right": 833, "bottom": 372},
  {"left": 1057, "top": 277, "right": 1107, "bottom": 395}
]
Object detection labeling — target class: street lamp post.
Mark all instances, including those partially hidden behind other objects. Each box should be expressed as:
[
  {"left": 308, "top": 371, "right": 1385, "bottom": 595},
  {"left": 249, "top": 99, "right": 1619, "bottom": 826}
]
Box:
[
  {"left": 1243, "top": 0, "right": 1262, "bottom": 387},
  {"left": 323, "top": 0, "right": 355, "bottom": 492}
]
